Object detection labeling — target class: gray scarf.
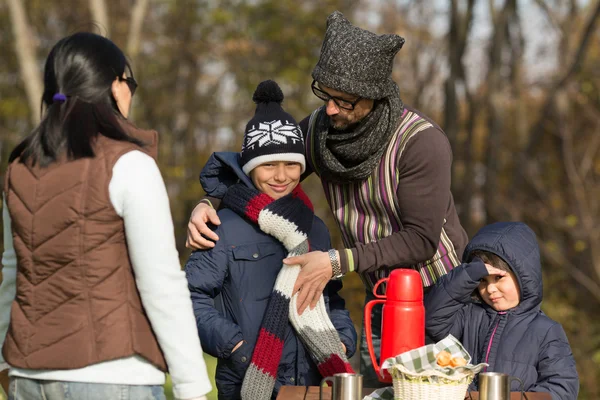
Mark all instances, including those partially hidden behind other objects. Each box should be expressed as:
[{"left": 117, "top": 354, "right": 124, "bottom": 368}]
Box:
[{"left": 312, "top": 84, "right": 404, "bottom": 183}]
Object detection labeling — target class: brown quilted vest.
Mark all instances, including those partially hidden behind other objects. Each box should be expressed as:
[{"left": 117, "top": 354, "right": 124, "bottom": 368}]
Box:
[{"left": 2, "top": 122, "right": 167, "bottom": 371}]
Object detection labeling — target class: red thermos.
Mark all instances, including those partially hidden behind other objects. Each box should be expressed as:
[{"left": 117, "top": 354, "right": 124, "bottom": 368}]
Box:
[{"left": 364, "top": 269, "right": 425, "bottom": 383}]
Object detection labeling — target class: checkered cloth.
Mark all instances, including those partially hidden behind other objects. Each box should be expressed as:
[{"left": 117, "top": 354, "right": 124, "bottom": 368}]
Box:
[
  {"left": 380, "top": 334, "right": 486, "bottom": 375},
  {"left": 363, "top": 335, "right": 488, "bottom": 400},
  {"left": 363, "top": 387, "right": 395, "bottom": 400}
]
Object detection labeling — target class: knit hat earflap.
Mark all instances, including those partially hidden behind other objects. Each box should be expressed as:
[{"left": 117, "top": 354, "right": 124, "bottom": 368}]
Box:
[
  {"left": 312, "top": 11, "right": 405, "bottom": 99},
  {"left": 240, "top": 80, "right": 305, "bottom": 175}
]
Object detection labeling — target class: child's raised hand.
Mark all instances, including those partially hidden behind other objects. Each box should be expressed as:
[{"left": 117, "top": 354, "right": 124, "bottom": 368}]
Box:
[{"left": 484, "top": 263, "right": 507, "bottom": 277}]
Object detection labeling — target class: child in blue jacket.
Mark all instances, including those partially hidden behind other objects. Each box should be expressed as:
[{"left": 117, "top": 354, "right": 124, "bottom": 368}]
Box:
[
  {"left": 185, "top": 81, "right": 356, "bottom": 400},
  {"left": 425, "top": 222, "right": 578, "bottom": 399}
]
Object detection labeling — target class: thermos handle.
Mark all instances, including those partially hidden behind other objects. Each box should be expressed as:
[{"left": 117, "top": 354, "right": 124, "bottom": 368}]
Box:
[
  {"left": 364, "top": 298, "right": 386, "bottom": 378},
  {"left": 511, "top": 376, "right": 525, "bottom": 400},
  {"left": 371, "top": 277, "right": 389, "bottom": 299},
  {"left": 319, "top": 376, "right": 334, "bottom": 400}
]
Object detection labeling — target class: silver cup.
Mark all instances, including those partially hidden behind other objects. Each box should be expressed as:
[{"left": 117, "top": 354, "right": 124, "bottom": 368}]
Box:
[
  {"left": 479, "top": 372, "right": 525, "bottom": 400},
  {"left": 319, "top": 373, "right": 363, "bottom": 400}
]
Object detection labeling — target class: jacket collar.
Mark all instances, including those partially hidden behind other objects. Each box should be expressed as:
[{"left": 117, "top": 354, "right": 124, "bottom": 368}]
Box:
[{"left": 119, "top": 119, "right": 159, "bottom": 160}]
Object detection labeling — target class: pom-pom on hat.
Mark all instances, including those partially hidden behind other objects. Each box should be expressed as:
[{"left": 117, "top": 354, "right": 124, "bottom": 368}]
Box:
[{"left": 240, "top": 80, "right": 305, "bottom": 175}]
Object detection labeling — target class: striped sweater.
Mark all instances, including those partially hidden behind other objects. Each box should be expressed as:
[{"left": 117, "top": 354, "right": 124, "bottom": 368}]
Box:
[{"left": 301, "top": 106, "right": 467, "bottom": 288}]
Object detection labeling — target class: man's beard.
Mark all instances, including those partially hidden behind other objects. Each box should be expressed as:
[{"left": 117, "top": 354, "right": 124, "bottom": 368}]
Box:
[{"left": 329, "top": 116, "right": 356, "bottom": 131}]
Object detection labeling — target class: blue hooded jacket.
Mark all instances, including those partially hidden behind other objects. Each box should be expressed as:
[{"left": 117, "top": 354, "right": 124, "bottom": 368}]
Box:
[
  {"left": 186, "top": 153, "right": 357, "bottom": 400},
  {"left": 425, "top": 222, "right": 579, "bottom": 399}
]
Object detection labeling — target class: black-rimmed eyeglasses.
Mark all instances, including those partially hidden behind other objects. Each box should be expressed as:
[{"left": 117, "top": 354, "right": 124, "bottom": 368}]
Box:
[
  {"left": 311, "top": 80, "right": 361, "bottom": 111},
  {"left": 118, "top": 76, "right": 138, "bottom": 96}
]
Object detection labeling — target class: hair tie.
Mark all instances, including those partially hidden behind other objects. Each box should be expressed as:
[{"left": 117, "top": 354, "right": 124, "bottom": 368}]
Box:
[{"left": 52, "top": 93, "right": 67, "bottom": 103}]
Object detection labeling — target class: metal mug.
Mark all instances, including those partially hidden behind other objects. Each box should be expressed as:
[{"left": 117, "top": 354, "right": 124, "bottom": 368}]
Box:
[
  {"left": 319, "top": 373, "right": 363, "bottom": 400},
  {"left": 479, "top": 372, "right": 525, "bottom": 400}
]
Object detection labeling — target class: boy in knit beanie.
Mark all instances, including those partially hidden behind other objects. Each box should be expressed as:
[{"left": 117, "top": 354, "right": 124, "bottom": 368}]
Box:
[
  {"left": 239, "top": 81, "right": 306, "bottom": 176},
  {"left": 185, "top": 80, "right": 356, "bottom": 400},
  {"left": 189, "top": 12, "right": 468, "bottom": 388}
]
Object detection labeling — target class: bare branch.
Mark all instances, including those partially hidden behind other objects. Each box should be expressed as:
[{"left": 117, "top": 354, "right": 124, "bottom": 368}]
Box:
[
  {"left": 496, "top": 195, "right": 600, "bottom": 303},
  {"left": 518, "top": 0, "right": 600, "bottom": 183},
  {"left": 560, "top": 0, "right": 600, "bottom": 87},
  {"left": 532, "top": 0, "right": 561, "bottom": 31},
  {"left": 6, "top": 0, "right": 42, "bottom": 125},
  {"left": 538, "top": 241, "right": 600, "bottom": 304},
  {"left": 579, "top": 126, "right": 600, "bottom": 179},
  {"left": 575, "top": 96, "right": 600, "bottom": 179},
  {"left": 555, "top": 93, "right": 600, "bottom": 283}
]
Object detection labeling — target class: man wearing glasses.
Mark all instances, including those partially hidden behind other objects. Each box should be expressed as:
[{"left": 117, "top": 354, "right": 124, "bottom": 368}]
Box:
[{"left": 186, "top": 11, "right": 467, "bottom": 387}]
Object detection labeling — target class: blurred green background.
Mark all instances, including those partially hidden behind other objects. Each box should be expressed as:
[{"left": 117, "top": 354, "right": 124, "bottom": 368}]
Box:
[{"left": 1, "top": 0, "right": 599, "bottom": 399}]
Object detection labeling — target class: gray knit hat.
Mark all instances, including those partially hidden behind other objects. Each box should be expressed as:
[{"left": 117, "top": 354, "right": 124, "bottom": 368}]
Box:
[{"left": 312, "top": 11, "right": 405, "bottom": 99}]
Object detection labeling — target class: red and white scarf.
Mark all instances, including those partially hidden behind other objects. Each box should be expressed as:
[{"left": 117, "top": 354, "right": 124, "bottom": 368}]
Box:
[{"left": 222, "top": 184, "right": 354, "bottom": 400}]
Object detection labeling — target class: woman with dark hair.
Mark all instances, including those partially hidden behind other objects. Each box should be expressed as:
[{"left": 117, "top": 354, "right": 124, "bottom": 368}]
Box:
[{"left": 0, "top": 32, "right": 211, "bottom": 400}]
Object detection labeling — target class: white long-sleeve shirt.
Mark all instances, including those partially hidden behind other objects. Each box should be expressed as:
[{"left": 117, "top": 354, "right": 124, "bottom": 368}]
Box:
[{"left": 0, "top": 150, "right": 211, "bottom": 400}]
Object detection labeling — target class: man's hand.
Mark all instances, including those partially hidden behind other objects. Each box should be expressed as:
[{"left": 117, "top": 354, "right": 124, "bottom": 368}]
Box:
[
  {"left": 0, "top": 368, "right": 9, "bottom": 396},
  {"left": 286, "top": 251, "right": 333, "bottom": 315},
  {"left": 186, "top": 201, "right": 221, "bottom": 249}
]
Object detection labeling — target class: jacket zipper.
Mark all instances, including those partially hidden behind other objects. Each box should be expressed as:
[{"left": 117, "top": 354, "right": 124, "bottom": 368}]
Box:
[{"left": 484, "top": 311, "right": 506, "bottom": 371}]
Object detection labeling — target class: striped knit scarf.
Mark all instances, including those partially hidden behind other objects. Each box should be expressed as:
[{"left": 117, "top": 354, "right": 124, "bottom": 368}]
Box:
[{"left": 222, "top": 184, "right": 354, "bottom": 400}]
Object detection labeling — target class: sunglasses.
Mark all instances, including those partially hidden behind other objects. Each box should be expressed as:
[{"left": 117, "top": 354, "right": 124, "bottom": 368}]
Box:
[
  {"left": 311, "top": 80, "right": 362, "bottom": 111},
  {"left": 118, "top": 76, "right": 138, "bottom": 96}
]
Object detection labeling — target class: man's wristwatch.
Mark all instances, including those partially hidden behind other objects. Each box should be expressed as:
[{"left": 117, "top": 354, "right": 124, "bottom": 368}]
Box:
[{"left": 328, "top": 249, "right": 343, "bottom": 279}]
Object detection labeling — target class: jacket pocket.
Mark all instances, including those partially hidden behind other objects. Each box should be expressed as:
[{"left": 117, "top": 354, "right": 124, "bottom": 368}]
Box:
[
  {"left": 232, "top": 242, "right": 279, "bottom": 261},
  {"left": 215, "top": 342, "right": 253, "bottom": 399},
  {"left": 226, "top": 341, "right": 252, "bottom": 380},
  {"left": 231, "top": 242, "right": 284, "bottom": 301}
]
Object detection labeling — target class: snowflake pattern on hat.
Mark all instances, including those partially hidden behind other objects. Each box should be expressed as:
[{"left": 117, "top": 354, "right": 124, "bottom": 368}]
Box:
[
  {"left": 240, "top": 80, "right": 306, "bottom": 175},
  {"left": 243, "top": 119, "right": 303, "bottom": 150}
]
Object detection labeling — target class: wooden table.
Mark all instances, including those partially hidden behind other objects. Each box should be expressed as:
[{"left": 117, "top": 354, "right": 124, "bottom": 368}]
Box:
[{"left": 277, "top": 386, "right": 552, "bottom": 399}]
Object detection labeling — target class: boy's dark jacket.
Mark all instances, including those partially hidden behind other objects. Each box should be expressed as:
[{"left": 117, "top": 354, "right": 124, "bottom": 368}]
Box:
[
  {"left": 425, "top": 222, "right": 578, "bottom": 400},
  {"left": 186, "top": 153, "right": 357, "bottom": 400}
]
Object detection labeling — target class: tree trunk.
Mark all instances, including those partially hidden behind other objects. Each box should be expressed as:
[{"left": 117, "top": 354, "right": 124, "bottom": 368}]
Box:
[
  {"left": 445, "top": 0, "right": 476, "bottom": 230},
  {"left": 127, "top": 0, "right": 149, "bottom": 59},
  {"left": 444, "top": 0, "right": 475, "bottom": 155},
  {"left": 125, "top": 0, "right": 149, "bottom": 120},
  {"left": 89, "top": 0, "right": 110, "bottom": 36},
  {"left": 482, "top": 0, "right": 515, "bottom": 221},
  {"left": 6, "top": 0, "right": 43, "bottom": 125}
]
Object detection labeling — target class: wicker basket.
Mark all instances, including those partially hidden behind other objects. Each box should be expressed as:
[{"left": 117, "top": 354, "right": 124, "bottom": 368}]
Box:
[{"left": 390, "top": 365, "right": 474, "bottom": 400}]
